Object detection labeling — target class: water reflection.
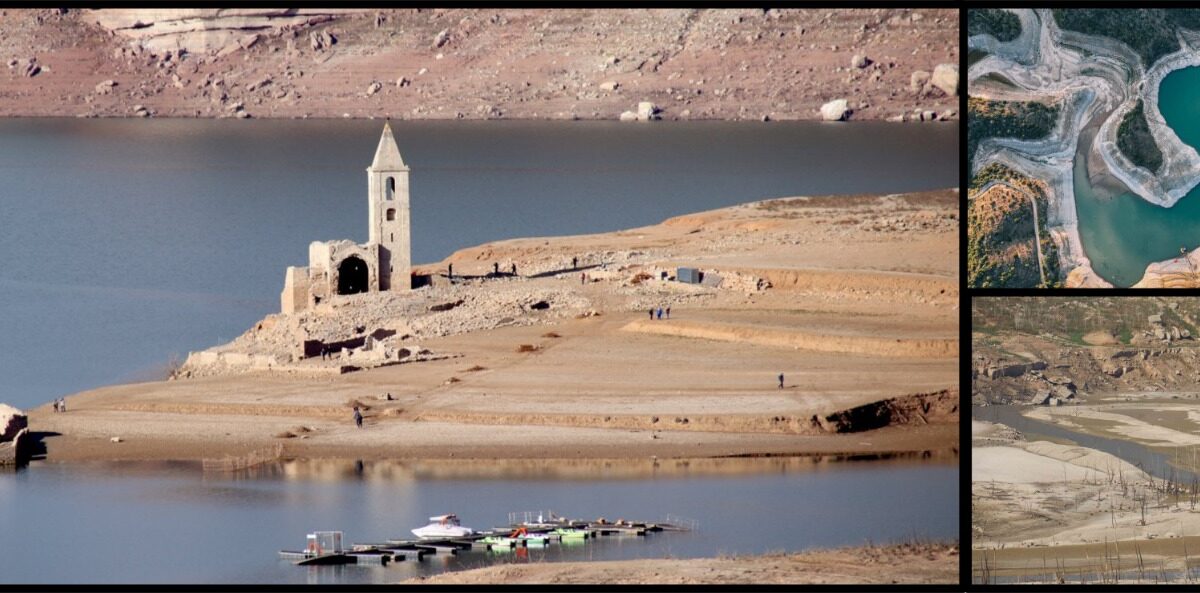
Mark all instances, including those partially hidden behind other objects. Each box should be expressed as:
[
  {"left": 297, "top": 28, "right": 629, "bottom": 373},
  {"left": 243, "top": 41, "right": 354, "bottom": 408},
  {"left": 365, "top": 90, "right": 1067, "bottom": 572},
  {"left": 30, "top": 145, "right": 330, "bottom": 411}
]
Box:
[
  {"left": 2, "top": 457, "right": 957, "bottom": 584},
  {"left": 198, "top": 451, "right": 958, "bottom": 483}
]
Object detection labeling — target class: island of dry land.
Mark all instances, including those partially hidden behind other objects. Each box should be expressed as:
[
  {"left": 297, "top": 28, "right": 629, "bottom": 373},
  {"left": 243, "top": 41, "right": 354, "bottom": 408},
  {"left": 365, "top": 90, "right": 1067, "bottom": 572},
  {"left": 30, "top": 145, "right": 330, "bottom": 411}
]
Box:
[{"left": 28, "top": 189, "right": 958, "bottom": 463}]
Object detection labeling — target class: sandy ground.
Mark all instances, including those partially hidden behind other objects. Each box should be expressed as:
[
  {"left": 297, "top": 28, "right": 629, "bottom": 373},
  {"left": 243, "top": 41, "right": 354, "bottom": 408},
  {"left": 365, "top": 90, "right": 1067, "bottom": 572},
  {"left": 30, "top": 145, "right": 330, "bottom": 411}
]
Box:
[
  {"left": 404, "top": 542, "right": 958, "bottom": 585},
  {"left": 26, "top": 190, "right": 958, "bottom": 463},
  {"left": 0, "top": 8, "right": 958, "bottom": 121},
  {"left": 972, "top": 415, "right": 1200, "bottom": 582},
  {"left": 1025, "top": 405, "right": 1200, "bottom": 449}
]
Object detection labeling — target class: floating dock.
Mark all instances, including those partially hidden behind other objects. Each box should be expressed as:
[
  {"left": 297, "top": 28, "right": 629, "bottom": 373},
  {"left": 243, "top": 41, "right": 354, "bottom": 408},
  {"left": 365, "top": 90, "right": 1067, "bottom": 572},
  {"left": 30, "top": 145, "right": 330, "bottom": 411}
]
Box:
[{"left": 281, "top": 513, "right": 696, "bottom": 566}]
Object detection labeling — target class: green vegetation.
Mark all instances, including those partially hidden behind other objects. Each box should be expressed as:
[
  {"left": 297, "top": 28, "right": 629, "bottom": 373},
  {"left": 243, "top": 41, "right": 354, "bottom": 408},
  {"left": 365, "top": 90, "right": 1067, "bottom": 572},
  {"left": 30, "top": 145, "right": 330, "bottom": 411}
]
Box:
[
  {"left": 968, "top": 164, "right": 1062, "bottom": 288},
  {"left": 968, "top": 9, "right": 1022, "bottom": 42},
  {"left": 1116, "top": 100, "right": 1163, "bottom": 173},
  {"left": 1052, "top": 9, "right": 1200, "bottom": 68},
  {"left": 974, "top": 297, "right": 1200, "bottom": 340},
  {"left": 968, "top": 97, "right": 1060, "bottom": 174}
]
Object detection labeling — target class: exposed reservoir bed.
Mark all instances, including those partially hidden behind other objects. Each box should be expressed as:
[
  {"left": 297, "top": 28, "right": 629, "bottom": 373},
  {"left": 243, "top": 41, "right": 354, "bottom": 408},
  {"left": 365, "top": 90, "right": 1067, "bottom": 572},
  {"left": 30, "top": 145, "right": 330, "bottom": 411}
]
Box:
[
  {"left": 0, "top": 119, "right": 958, "bottom": 410},
  {"left": 974, "top": 404, "right": 1197, "bottom": 484}
]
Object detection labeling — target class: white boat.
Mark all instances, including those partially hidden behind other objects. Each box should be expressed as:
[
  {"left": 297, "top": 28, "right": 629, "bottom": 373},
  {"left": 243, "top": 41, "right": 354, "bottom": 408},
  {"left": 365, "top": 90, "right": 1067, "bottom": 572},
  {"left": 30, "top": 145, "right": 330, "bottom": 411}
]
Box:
[{"left": 411, "top": 514, "right": 475, "bottom": 539}]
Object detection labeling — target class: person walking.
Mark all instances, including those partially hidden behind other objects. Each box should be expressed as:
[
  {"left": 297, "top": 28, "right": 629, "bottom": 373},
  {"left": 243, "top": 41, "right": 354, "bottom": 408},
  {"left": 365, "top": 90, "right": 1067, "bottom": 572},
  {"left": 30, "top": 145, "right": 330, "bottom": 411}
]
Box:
[
  {"left": 53, "top": 399, "right": 60, "bottom": 413},
  {"left": 448, "top": 263, "right": 453, "bottom": 279},
  {"left": 648, "top": 308, "right": 654, "bottom": 320},
  {"left": 666, "top": 306, "right": 671, "bottom": 319},
  {"left": 493, "top": 262, "right": 499, "bottom": 275},
  {"left": 353, "top": 406, "right": 363, "bottom": 429},
  {"left": 572, "top": 256, "right": 578, "bottom": 269},
  {"left": 511, "top": 263, "right": 517, "bottom": 276},
  {"left": 581, "top": 272, "right": 586, "bottom": 285},
  {"left": 60, "top": 398, "right": 67, "bottom": 413},
  {"left": 656, "top": 307, "right": 663, "bottom": 320},
  {"left": 778, "top": 373, "right": 785, "bottom": 389}
]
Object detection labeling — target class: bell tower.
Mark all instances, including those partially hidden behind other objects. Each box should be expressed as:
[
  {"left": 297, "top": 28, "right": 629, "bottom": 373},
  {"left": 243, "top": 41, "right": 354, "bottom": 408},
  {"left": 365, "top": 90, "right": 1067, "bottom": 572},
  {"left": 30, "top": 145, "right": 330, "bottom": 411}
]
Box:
[{"left": 367, "top": 122, "right": 411, "bottom": 290}]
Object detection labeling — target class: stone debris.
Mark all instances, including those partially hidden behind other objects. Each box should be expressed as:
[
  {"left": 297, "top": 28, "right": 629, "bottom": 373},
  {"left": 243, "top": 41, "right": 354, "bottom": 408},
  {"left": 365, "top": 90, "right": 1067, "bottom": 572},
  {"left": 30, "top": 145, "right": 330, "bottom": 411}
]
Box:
[
  {"left": 636, "top": 101, "right": 660, "bottom": 121},
  {"left": 433, "top": 28, "right": 450, "bottom": 48},
  {"left": 1, "top": 404, "right": 27, "bottom": 443},
  {"left": 930, "top": 63, "right": 957, "bottom": 97},
  {"left": 820, "top": 98, "right": 849, "bottom": 121},
  {"left": 910, "top": 70, "right": 930, "bottom": 94},
  {"left": 0, "top": 9, "right": 957, "bottom": 121},
  {"left": 94, "top": 79, "right": 117, "bottom": 94}
]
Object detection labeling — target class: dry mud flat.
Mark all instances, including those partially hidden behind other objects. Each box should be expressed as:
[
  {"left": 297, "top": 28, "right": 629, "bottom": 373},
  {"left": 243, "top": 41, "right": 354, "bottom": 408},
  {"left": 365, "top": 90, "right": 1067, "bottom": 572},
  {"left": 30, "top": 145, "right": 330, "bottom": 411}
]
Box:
[
  {"left": 404, "top": 542, "right": 958, "bottom": 585},
  {"left": 973, "top": 416, "right": 1200, "bottom": 584},
  {"left": 30, "top": 190, "right": 958, "bottom": 462}
]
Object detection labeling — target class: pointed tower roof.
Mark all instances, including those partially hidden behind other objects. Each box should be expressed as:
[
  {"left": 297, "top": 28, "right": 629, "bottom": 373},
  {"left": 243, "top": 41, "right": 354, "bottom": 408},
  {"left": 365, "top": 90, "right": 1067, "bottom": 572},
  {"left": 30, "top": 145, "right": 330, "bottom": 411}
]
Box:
[{"left": 369, "top": 121, "right": 408, "bottom": 171}]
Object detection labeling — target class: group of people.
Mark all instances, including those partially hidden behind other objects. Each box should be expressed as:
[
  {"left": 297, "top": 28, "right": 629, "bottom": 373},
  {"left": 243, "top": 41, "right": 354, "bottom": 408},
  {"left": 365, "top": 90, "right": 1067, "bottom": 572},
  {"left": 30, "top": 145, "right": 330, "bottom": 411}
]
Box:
[
  {"left": 648, "top": 306, "right": 671, "bottom": 320},
  {"left": 51, "top": 398, "right": 67, "bottom": 413}
]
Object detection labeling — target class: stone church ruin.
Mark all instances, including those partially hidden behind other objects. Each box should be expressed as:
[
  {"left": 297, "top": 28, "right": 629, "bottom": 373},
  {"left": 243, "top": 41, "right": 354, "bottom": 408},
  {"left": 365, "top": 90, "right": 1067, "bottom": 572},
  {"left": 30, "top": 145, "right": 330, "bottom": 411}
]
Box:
[{"left": 280, "top": 122, "right": 412, "bottom": 314}]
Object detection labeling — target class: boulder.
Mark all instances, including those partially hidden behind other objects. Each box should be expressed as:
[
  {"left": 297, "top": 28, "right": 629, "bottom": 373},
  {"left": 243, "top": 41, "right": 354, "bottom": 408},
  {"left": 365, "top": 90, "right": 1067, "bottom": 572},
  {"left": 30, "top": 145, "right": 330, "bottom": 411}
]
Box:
[
  {"left": 910, "top": 70, "right": 930, "bottom": 93},
  {"left": 599, "top": 80, "right": 619, "bottom": 92},
  {"left": 636, "top": 101, "right": 660, "bottom": 121},
  {"left": 619, "top": 110, "right": 637, "bottom": 122},
  {"left": 1, "top": 404, "right": 27, "bottom": 442},
  {"left": 820, "top": 99, "right": 850, "bottom": 121},
  {"left": 931, "top": 63, "right": 958, "bottom": 97},
  {"left": 434, "top": 29, "right": 450, "bottom": 48},
  {"left": 365, "top": 81, "right": 382, "bottom": 96},
  {"left": 850, "top": 54, "right": 870, "bottom": 69}
]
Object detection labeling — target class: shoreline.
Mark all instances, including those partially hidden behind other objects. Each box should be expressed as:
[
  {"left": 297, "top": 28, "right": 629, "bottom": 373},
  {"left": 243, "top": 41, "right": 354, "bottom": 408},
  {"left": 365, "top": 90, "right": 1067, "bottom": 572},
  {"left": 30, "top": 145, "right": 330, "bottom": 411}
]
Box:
[
  {"left": 22, "top": 190, "right": 958, "bottom": 464},
  {"left": 968, "top": 9, "right": 1200, "bottom": 287},
  {"left": 402, "top": 542, "right": 959, "bottom": 585}
]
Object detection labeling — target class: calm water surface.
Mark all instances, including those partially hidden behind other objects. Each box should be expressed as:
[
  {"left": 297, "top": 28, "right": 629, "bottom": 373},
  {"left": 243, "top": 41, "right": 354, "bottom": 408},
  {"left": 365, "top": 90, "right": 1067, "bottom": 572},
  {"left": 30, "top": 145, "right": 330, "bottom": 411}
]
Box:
[
  {"left": 0, "top": 457, "right": 957, "bottom": 584},
  {"left": 0, "top": 119, "right": 958, "bottom": 409},
  {"left": 974, "top": 405, "right": 1194, "bottom": 482},
  {"left": 1075, "top": 66, "right": 1200, "bottom": 286}
]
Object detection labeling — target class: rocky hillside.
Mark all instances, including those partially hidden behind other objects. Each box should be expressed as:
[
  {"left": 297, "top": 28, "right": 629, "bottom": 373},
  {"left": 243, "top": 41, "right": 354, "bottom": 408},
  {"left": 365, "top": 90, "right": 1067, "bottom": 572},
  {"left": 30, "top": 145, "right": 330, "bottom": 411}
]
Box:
[
  {"left": 1, "top": 7, "right": 958, "bottom": 121},
  {"left": 973, "top": 297, "right": 1200, "bottom": 404}
]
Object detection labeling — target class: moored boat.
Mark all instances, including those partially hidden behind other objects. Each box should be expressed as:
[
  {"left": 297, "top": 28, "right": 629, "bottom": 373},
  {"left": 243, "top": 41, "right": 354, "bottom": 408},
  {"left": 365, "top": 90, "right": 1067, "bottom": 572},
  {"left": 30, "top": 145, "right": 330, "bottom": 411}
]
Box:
[{"left": 411, "top": 514, "right": 475, "bottom": 539}]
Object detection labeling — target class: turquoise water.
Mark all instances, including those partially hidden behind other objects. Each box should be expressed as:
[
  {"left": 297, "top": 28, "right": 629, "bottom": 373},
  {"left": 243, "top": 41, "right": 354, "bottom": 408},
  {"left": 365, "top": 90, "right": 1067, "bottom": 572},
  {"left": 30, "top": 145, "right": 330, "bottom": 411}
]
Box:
[{"left": 1074, "top": 67, "right": 1200, "bottom": 286}]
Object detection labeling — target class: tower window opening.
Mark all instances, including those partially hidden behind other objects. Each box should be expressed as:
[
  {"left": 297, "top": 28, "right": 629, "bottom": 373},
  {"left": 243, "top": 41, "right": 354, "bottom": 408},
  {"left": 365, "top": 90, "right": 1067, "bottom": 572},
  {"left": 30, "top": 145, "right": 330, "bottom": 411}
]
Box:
[
  {"left": 386, "top": 208, "right": 395, "bottom": 221},
  {"left": 386, "top": 177, "right": 395, "bottom": 200}
]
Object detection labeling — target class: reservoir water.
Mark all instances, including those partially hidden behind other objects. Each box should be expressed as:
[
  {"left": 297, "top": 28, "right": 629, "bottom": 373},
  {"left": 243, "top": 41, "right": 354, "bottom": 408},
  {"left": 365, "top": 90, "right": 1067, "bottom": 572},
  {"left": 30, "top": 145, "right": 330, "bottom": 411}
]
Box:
[
  {"left": 1075, "top": 66, "right": 1200, "bottom": 286},
  {"left": 974, "top": 405, "right": 1196, "bottom": 483},
  {"left": 0, "top": 457, "right": 957, "bottom": 584},
  {"left": 0, "top": 119, "right": 958, "bottom": 410}
]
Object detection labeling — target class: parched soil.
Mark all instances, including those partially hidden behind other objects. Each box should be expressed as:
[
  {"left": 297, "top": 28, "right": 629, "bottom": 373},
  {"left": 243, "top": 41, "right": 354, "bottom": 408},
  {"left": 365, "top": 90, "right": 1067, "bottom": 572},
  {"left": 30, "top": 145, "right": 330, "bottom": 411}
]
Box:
[
  {"left": 405, "top": 542, "right": 959, "bottom": 585},
  {"left": 0, "top": 8, "right": 958, "bottom": 121}
]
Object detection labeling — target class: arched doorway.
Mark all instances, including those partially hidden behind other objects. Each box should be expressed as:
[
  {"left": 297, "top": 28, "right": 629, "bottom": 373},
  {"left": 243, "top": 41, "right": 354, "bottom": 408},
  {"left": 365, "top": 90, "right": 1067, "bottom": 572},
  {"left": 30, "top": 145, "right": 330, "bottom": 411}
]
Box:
[{"left": 337, "top": 256, "right": 369, "bottom": 295}]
